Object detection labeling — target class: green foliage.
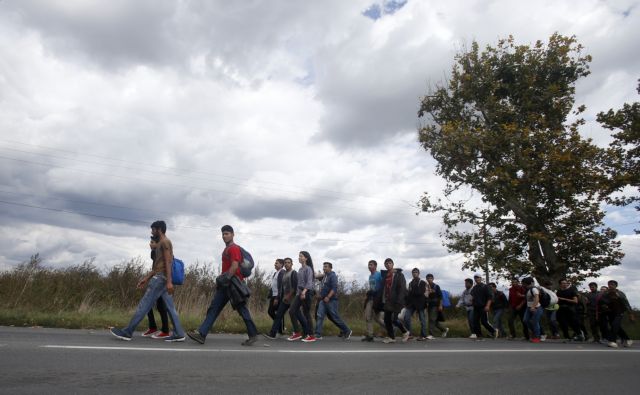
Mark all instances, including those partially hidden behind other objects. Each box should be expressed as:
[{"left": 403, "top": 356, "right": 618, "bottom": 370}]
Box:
[
  {"left": 418, "top": 34, "right": 624, "bottom": 285},
  {"left": 598, "top": 79, "right": 640, "bottom": 233}
]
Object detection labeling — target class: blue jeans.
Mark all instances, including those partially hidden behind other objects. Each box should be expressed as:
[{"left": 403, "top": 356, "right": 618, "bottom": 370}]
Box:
[
  {"left": 493, "top": 308, "right": 505, "bottom": 335},
  {"left": 268, "top": 301, "right": 290, "bottom": 336},
  {"left": 123, "top": 274, "right": 184, "bottom": 337},
  {"left": 315, "top": 299, "right": 350, "bottom": 336},
  {"left": 466, "top": 308, "right": 474, "bottom": 333},
  {"left": 198, "top": 288, "right": 258, "bottom": 338},
  {"left": 403, "top": 306, "right": 427, "bottom": 337},
  {"left": 523, "top": 306, "right": 544, "bottom": 338}
]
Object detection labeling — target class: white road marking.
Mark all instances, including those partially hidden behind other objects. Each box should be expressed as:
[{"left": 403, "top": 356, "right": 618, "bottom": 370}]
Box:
[{"left": 41, "top": 345, "right": 640, "bottom": 353}]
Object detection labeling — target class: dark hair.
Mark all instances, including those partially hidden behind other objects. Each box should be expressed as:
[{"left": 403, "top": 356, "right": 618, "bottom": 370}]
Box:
[
  {"left": 221, "top": 225, "right": 234, "bottom": 233},
  {"left": 489, "top": 282, "right": 497, "bottom": 287},
  {"left": 323, "top": 261, "right": 333, "bottom": 269},
  {"left": 275, "top": 259, "right": 284, "bottom": 266},
  {"left": 412, "top": 267, "right": 419, "bottom": 273},
  {"left": 284, "top": 257, "right": 293, "bottom": 264},
  {"left": 588, "top": 282, "right": 597, "bottom": 287},
  {"left": 384, "top": 258, "right": 394, "bottom": 265},
  {"left": 521, "top": 277, "right": 533, "bottom": 286},
  {"left": 464, "top": 278, "right": 473, "bottom": 285},
  {"left": 608, "top": 280, "right": 618, "bottom": 287},
  {"left": 426, "top": 273, "right": 434, "bottom": 279},
  {"left": 300, "top": 251, "right": 313, "bottom": 272},
  {"left": 558, "top": 278, "right": 568, "bottom": 284},
  {"left": 150, "top": 220, "right": 167, "bottom": 234},
  {"left": 368, "top": 260, "right": 377, "bottom": 266}
]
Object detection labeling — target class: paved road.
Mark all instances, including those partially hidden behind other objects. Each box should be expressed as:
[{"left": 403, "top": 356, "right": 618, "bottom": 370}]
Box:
[{"left": 0, "top": 326, "right": 639, "bottom": 394}]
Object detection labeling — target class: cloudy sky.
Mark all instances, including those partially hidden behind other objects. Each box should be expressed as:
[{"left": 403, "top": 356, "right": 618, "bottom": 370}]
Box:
[{"left": 1, "top": 0, "right": 639, "bottom": 304}]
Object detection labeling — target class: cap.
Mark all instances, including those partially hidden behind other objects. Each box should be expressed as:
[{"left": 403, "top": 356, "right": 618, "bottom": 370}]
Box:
[{"left": 473, "top": 273, "right": 482, "bottom": 278}]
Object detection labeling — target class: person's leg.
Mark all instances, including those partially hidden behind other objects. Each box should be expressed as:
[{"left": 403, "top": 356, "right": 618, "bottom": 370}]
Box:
[
  {"left": 157, "top": 297, "right": 169, "bottom": 333},
  {"left": 472, "top": 306, "right": 483, "bottom": 337},
  {"left": 507, "top": 307, "right": 517, "bottom": 337},
  {"left": 301, "top": 293, "right": 313, "bottom": 335},
  {"left": 268, "top": 301, "right": 290, "bottom": 336},
  {"left": 557, "top": 307, "right": 570, "bottom": 338},
  {"left": 403, "top": 306, "right": 414, "bottom": 335},
  {"left": 325, "top": 300, "right": 350, "bottom": 335},
  {"left": 418, "top": 308, "right": 427, "bottom": 338},
  {"left": 518, "top": 307, "right": 529, "bottom": 340},
  {"left": 493, "top": 308, "right": 504, "bottom": 335},
  {"left": 532, "top": 307, "right": 543, "bottom": 339},
  {"left": 364, "top": 299, "right": 375, "bottom": 337},
  {"left": 315, "top": 300, "right": 327, "bottom": 336},
  {"left": 523, "top": 308, "right": 533, "bottom": 336},
  {"left": 288, "top": 295, "right": 302, "bottom": 334},
  {"left": 466, "top": 309, "right": 474, "bottom": 334},
  {"left": 267, "top": 297, "right": 277, "bottom": 321},
  {"left": 608, "top": 313, "right": 620, "bottom": 343},
  {"left": 159, "top": 289, "right": 185, "bottom": 337},
  {"left": 427, "top": 306, "right": 438, "bottom": 336},
  {"left": 549, "top": 310, "right": 560, "bottom": 337},
  {"left": 295, "top": 296, "right": 310, "bottom": 336},
  {"left": 480, "top": 309, "right": 495, "bottom": 335},
  {"left": 384, "top": 311, "right": 395, "bottom": 338},
  {"left": 197, "top": 288, "right": 229, "bottom": 337},
  {"left": 235, "top": 303, "right": 258, "bottom": 338},
  {"left": 588, "top": 312, "right": 600, "bottom": 341},
  {"left": 122, "top": 275, "right": 164, "bottom": 337},
  {"left": 392, "top": 312, "right": 408, "bottom": 334},
  {"left": 147, "top": 308, "right": 158, "bottom": 332}
]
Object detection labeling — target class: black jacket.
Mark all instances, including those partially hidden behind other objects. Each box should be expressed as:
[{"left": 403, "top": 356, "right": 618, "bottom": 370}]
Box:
[
  {"left": 407, "top": 278, "right": 427, "bottom": 309},
  {"left": 267, "top": 269, "right": 285, "bottom": 299},
  {"left": 379, "top": 269, "right": 407, "bottom": 313}
]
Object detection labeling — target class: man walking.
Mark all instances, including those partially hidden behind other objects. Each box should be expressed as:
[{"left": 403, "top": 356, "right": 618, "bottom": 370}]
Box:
[
  {"left": 187, "top": 225, "right": 258, "bottom": 346},
  {"left": 506, "top": 278, "right": 529, "bottom": 340},
  {"left": 456, "top": 278, "right": 475, "bottom": 338},
  {"left": 470, "top": 274, "right": 496, "bottom": 339},
  {"left": 263, "top": 257, "right": 297, "bottom": 339},
  {"left": 380, "top": 258, "right": 410, "bottom": 343},
  {"left": 110, "top": 220, "right": 185, "bottom": 342},
  {"left": 585, "top": 282, "right": 601, "bottom": 342},
  {"left": 267, "top": 259, "right": 286, "bottom": 336},
  {"left": 522, "top": 277, "right": 543, "bottom": 343},
  {"left": 425, "top": 274, "right": 449, "bottom": 339},
  {"left": 313, "top": 262, "right": 352, "bottom": 341},
  {"left": 362, "top": 260, "right": 385, "bottom": 342},
  {"left": 403, "top": 268, "right": 427, "bottom": 340}
]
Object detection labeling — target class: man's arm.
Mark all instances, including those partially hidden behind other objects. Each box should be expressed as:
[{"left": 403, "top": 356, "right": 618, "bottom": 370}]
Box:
[
  {"left": 163, "top": 243, "right": 174, "bottom": 295},
  {"left": 323, "top": 272, "right": 337, "bottom": 301}
]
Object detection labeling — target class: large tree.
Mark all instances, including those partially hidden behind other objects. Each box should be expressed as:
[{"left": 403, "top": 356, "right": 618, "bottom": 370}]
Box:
[
  {"left": 417, "top": 34, "right": 624, "bottom": 286},
  {"left": 598, "top": 80, "right": 640, "bottom": 233}
]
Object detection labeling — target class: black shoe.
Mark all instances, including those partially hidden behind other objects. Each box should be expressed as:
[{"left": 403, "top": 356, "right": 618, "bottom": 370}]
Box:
[
  {"left": 262, "top": 333, "right": 276, "bottom": 340},
  {"left": 241, "top": 336, "right": 257, "bottom": 346},
  {"left": 361, "top": 335, "right": 374, "bottom": 342},
  {"left": 187, "top": 330, "right": 205, "bottom": 344}
]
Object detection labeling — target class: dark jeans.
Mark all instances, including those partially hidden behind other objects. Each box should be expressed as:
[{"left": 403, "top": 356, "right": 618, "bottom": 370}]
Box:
[
  {"left": 383, "top": 310, "right": 408, "bottom": 339},
  {"left": 289, "top": 292, "right": 314, "bottom": 336},
  {"left": 588, "top": 312, "right": 600, "bottom": 341},
  {"left": 198, "top": 288, "right": 258, "bottom": 338},
  {"left": 268, "top": 296, "right": 285, "bottom": 334},
  {"left": 542, "top": 309, "right": 559, "bottom": 337},
  {"left": 147, "top": 297, "right": 168, "bottom": 333},
  {"left": 605, "top": 313, "right": 630, "bottom": 343},
  {"left": 557, "top": 306, "right": 581, "bottom": 339},
  {"left": 427, "top": 306, "right": 447, "bottom": 336},
  {"left": 268, "top": 300, "right": 290, "bottom": 336},
  {"left": 472, "top": 306, "right": 495, "bottom": 337},
  {"left": 507, "top": 306, "right": 529, "bottom": 339},
  {"left": 316, "top": 299, "right": 340, "bottom": 329}
]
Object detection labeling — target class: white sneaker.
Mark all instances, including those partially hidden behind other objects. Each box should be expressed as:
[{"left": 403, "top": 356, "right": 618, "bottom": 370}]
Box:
[
  {"left": 608, "top": 341, "right": 619, "bottom": 348},
  {"left": 402, "top": 331, "right": 410, "bottom": 342},
  {"left": 426, "top": 335, "right": 435, "bottom": 340},
  {"left": 624, "top": 340, "right": 633, "bottom": 348},
  {"left": 383, "top": 337, "right": 396, "bottom": 344},
  {"left": 469, "top": 334, "right": 478, "bottom": 339},
  {"left": 540, "top": 335, "right": 547, "bottom": 342},
  {"left": 442, "top": 328, "right": 449, "bottom": 338}
]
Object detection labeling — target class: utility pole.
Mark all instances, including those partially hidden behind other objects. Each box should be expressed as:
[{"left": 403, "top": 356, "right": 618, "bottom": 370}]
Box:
[{"left": 481, "top": 212, "right": 489, "bottom": 284}]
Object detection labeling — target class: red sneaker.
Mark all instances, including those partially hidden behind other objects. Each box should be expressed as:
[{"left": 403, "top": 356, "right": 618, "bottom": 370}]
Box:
[
  {"left": 287, "top": 332, "right": 303, "bottom": 341},
  {"left": 151, "top": 331, "right": 170, "bottom": 339},
  {"left": 142, "top": 329, "right": 158, "bottom": 337},
  {"left": 302, "top": 335, "right": 317, "bottom": 343},
  {"left": 531, "top": 338, "right": 541, "bottom": 343}
]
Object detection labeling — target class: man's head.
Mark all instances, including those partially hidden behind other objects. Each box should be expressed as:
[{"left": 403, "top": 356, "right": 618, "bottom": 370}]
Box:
[
  {"left": 368, "top": 260, "right": 377, "bottom": 273},
  {"left": 521, "top": 277, "right": 533, "bottom": 288},
  {"left": 275, "top": 259, "right": 284, "bottom": 270},
  {"left": 489, "top": 282, "right": 497, "bottom": 291},
  {"left": 464, "top": 278, "right": 473, "bottom": 289},
  {"left": 607, "top": 280, "right": 618, "bottom": 290},
  {"left": 323, "top": 262, "right": 333, "bottom": 273},
  {"left": 588, "top": 282, "right": 598, "bottom": 292},
  {"left": 221, "top": 225, "right": 234, "bottom": 244},
  {"left": 559, "top": 278, "right": 570, "bottom": 290},
  {"left": 151, "top": 220, "right": 167, "bottom": 236},
  {"left": 600, "top": 286, "right": 608, "bottom": 292},
  {"left": 511, "top": 278, "right": 520, "bottom": 286},
  {"left": 411, "top": 268, "right": 419, "bottom": 279},
  {"left": 426, "top": 273, "right": 434, "bottom": 284},
  {"left": 384, "top": 258, "right": 394, "bottom": 270},
  {"left": 284, "top": 257, "right": 293, "bottom": 271},
  {"left": 474, "top": 274, "right": 483, "bottom": 284}
]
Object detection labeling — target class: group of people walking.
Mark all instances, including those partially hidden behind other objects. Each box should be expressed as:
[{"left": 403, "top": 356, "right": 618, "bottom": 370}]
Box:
[{"left": 110, "top": 221, "right": 635, "bottom": 348}]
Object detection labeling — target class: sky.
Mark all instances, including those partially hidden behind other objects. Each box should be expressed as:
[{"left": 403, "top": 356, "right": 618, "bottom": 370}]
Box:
[{"left": 1, "top": 0, "right": 639, "bottom": 305}]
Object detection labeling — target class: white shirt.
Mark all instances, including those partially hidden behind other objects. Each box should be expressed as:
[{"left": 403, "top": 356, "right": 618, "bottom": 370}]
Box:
[{"left": 271, "top": 268, "right": 283, "bottom": 297}]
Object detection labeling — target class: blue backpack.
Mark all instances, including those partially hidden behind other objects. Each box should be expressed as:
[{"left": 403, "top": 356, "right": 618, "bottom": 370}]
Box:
[
  {"left": 238, "top": 246, "right": 254, "bottom": 278},
  {"left": 172, "top": 257, "right": 185, "bottom": 285}
]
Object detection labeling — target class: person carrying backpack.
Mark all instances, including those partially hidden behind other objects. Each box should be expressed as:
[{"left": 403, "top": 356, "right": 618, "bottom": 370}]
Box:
[
  {"left": 521, "top": 277, "right": 544, "bottom": 343},
  {"left": 187, "top": 225, "right": 258, "bottom": 346}
]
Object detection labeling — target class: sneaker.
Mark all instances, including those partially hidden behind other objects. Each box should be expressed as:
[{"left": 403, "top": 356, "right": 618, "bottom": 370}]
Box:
[
  {"left": 416, "top": 337, "right": 427, "bottom": 341},
  {"left": 301, "top": 335, "right": 317, "bottom": 343},
  {"left": 187, "top": 330, "right": 206, "bottom": 344},
  {"left": 540, "top": 335, "right": 547, "bottom": 342},
  {"left": 469, "top": 334, "right": 478, "bottom": 339},
  {"left": 402, "top": 331, "right": 411, "bottom": 342},
  {"left": 531, "top": 338, "right": 541, "bottom": 343},
  {"left": 344, "top": 330, "right": 353, "bottom": 340},
  {"left": 151, "top": 331, "right": 170, "bottom": 339},
  {"left": 624, "top": 340, "right": 633, "bottom": 348},
  {"left": 287, "top": 332, "right": 303, "bottom": 341},
  {"left": 164, "top": 334, "right": 185, "bottom": 342},
  {"left": 315, "top": 335, "right": 323, "bottom": 340},
  {"left": 494, "top": 329, "right": 500, "bottom": 339},
  {"left": 407, "top": 335, "right": 415, "bottom": 341},
  {"left": 426, "top": 335, "right": 435, "bottom": 340},
  {"left": 551, "top": 335, "right": 561, "bottom": 340},
  {"left": 262, "top": 333, "right": 277, "bottom": 340},
  {"left": 142, "top": 329, "right": 159, "bottom": 337},
  {"left": 442, "top": 328, "right": 449, "bottom": 338},
  {"left": 241, "top": 336, "right": 257, "bottom": 346},
  {"left": 110, "top": 327, "right": 132, "bottom": 341},
  {"left": 361, "top": 336, "right": 374, "bottom": 342},
  {"left": 608, "top": 341, "right": 619, "bottom": 348},
  {"left": 382, "top": 337, "right": 396, "bottom": 344}
]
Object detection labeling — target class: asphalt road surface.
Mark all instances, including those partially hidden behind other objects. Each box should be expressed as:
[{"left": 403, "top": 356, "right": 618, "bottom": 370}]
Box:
[{"left": 1, "top": 326, "right": 639, "bottom": 394}]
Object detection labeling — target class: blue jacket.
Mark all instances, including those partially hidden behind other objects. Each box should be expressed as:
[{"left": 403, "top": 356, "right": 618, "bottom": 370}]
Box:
[{"left": 320, "top": 271, "right": 339, "bottom": 300}]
